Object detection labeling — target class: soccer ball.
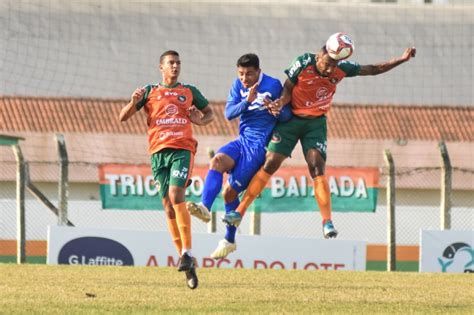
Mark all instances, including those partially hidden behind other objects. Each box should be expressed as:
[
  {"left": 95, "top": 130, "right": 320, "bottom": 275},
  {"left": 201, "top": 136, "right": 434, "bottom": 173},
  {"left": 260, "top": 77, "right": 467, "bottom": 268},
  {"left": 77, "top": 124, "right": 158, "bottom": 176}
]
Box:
[{"left": 325, "top": 32, "right": 354, "bottom": 60}]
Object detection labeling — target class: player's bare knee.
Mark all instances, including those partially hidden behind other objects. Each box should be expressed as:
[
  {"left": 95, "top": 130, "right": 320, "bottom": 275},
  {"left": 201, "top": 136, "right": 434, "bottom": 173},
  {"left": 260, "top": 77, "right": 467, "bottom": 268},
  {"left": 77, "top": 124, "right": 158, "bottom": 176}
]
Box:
[
  {"left": 209, "top": 156, "right": 221, "bottom": 170},
  {"left": 307, "top": 161, "right": 325, "bottom": 177},
  {"left": 209, "top": 155, "right": 229, "bottom": 173},
  {"left": 164, "top": 206, "right": 176, "bottom": 219},
  {"left": 316, "top": 165, "right": 325, "bottom": 176},
  {"left": 168, "top": 188, "right": 186, "bottom": 205},
  {"left": 263, "top": 157, "right": 282, "bottom": 174},
  {"left": 222, "top": 185, "right": 238, "bottom": 203},
  {"left": 223, "top": 194, "right": 233, "bottom": 204}
]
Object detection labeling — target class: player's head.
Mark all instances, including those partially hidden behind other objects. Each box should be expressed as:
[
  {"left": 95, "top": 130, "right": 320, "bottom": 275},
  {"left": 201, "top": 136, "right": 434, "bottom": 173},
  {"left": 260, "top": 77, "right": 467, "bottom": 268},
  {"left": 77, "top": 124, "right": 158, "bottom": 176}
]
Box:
[
  {"left": 236, "top": 53, "right": 261, "bottom": 88},
  {"left": 159, "top": 50, "right": 181, "bottom": 80},
  {"left": 316, "top": 46, "right": 339, "bottom": 77}
]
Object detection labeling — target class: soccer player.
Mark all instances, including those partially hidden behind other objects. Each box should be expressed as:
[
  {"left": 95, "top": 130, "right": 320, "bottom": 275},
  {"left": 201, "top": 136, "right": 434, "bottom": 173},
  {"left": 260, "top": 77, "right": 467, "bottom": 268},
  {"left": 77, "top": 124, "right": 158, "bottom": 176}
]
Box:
[
  {"left": 119, "top": 50, "right": 214, "bottom": 289},
  {"left": 225, "top": 35, "right": 416, "bottom": 240},
  {"left": 186, "top": 53, "right": 291, "bottom": 259}
]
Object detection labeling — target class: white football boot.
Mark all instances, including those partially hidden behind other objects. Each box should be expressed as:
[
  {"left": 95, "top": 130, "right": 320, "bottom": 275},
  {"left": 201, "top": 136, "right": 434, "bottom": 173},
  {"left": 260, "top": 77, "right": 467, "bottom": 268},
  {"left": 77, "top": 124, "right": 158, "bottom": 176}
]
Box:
[{"left": 210, "top": 239, "right": 237, "bottom": 259}]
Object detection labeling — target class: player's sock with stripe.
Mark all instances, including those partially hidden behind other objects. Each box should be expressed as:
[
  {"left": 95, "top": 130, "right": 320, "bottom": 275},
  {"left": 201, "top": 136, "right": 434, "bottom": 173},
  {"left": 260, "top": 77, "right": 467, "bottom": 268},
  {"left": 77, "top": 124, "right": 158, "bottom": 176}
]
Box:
[
  {"left": 224, "top": 198, "right": 239, "bottom": 243},
  {"left": 237, "top": 168, "right": 271, "bottom": 217},
  {"left": 174, "top": 202, "right": 192, "bottom": 252},
  {"left": 165, "top": 216, "right": 182, "bottom": 255},
  {"left": 202, "top": 169, "right": 223, "bottom": 210},
  {"left": 313, "top": 175, "right": 332, "bottom": 223}
]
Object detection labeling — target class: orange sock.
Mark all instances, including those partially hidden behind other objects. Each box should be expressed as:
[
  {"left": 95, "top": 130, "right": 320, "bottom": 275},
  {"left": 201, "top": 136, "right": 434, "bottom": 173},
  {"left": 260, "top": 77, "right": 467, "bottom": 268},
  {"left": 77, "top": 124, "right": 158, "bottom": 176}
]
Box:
[
  {"left": 313, "top": 175, "right": 332, "bottom": 222},
  {"left": 165, "top": 217, "right": 182, "bottom": 255},
  {"left": 237, "top": 168, "right": 271, "bottom": 217},
  {"left": 174, "top": 202, "right": 192, "bottom": 253}
]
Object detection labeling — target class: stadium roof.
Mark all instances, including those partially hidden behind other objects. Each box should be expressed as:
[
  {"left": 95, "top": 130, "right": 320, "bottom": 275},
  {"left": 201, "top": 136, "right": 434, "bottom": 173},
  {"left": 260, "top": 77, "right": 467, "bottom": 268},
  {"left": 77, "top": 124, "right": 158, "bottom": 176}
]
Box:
[
  {"left": 0, "top": 96, "right": 472, "bottom": 142},
  {"left": 0, "top": 96, "right": 472, "bottom": 188}
]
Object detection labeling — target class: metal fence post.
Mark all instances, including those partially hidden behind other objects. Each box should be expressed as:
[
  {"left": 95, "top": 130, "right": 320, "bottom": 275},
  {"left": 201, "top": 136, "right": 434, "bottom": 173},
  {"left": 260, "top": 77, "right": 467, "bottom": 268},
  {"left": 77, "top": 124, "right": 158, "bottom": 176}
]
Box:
[
  {"left": 25, "top": 163, "right": 75, "bottom": 226},
  {"left": 250, "top": 210, "right": 261, "bottom": 235},
  {"left": 56, "top": 134, "right": 69, "bottom": 226},
  {"left": 384, "top": 149, "right": 396, "bottom": 271},
  {"left": 12, "top": 145, "right": 26, "bottom": 264},
  {"left": 438, "top": 141, "right": 452, "bottom": 230},
  {"left": 206, "top": 148, "right": 217, "bottom": 233}
]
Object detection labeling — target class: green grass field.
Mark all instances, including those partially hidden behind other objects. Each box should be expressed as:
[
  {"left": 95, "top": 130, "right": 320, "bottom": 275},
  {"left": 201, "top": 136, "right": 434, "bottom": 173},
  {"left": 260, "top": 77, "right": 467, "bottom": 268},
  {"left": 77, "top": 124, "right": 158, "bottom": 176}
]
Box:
[{"left": 1, "top": 264, "right": 472, "bottom": 314}]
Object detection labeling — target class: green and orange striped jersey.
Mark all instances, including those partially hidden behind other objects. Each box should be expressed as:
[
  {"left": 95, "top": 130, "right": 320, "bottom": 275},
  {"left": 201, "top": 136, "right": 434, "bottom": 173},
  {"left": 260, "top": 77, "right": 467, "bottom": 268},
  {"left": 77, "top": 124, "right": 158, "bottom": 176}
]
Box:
[
  {"left": 136, "top": 82, "right": 209, "bottom": 155},
  {"left": 284, "top": 53, "right": 360, "bottom": 117}
]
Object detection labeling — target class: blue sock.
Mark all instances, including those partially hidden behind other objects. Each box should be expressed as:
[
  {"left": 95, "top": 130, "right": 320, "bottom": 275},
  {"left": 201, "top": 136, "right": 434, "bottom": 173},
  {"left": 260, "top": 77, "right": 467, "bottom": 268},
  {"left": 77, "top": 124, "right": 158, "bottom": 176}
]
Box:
[
  {"left": 201, "top": 169, "right": 223, "bottom": 211},
  {"left": 224, "top": 198, "right": 240, "bottom": 243}
]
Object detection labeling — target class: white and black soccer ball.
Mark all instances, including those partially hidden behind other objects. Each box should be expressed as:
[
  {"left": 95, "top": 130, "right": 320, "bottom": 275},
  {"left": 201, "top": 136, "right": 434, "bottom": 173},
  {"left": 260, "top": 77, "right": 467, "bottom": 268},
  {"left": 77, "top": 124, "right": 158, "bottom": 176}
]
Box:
[{"left": 325, "top": 32, "right": 354, "bottom": 61}]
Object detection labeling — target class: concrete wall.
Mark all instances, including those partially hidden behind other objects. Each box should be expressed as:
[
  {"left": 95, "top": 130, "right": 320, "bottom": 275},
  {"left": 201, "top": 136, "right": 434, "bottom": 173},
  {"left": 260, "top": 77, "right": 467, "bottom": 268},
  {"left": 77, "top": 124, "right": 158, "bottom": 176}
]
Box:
[{"left": 1, "top": 0, "right": 472, "bottom": 106}]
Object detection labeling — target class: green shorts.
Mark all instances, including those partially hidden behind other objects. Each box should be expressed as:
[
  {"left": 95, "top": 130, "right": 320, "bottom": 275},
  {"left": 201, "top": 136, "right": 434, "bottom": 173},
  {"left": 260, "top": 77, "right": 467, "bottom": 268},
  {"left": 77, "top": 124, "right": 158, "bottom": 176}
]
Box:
[
  {"left": 267, "top": 115, "right": 327, "bottom": 160},
  {"left": 150, "top": 148, "right": 194, "bottom": 198}
]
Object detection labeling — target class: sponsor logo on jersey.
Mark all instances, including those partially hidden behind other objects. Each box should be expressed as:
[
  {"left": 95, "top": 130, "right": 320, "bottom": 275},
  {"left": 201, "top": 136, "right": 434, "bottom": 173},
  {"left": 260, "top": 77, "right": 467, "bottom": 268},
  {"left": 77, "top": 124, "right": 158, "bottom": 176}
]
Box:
[
  {"left": 304, "top": 100, "right": 331, "bottom": 111},
  {"left": 247, "top": 104, "right": 265, "bottom": 111},
  {"left": 165, "top": 104, "right": 178, "bottom": 116},
  {"left": 317, "top": 104, "right": 331, "bottom": 111},
  {"left": 240, "top": 91, "right": 272, "bottom": 111},
  {"left": 159, "top": 131, "right": 184, "bottom": 140},
  {"left": 156, "top": 118, "right": 188, "bottom": 126},
  {"left": 178, "top": 95, "right": 186, "bottom": 103},
  {"left": 302, "top": 55, "right": 312, "bottom": 66},
  {"left": 287, "top": 60, "right": 302, "bottom": 78},
  {"left": 164, "top": 91, "right": 178, "bottom": 96},
  {"left": 316, "top": 87, "right": 330, "bottom": 100},
  {"left": 330, "top": 78, "right": 339, "bottom": 84},
  {"left": 271, "top": 132, "right": 281, "bottom": 143}
]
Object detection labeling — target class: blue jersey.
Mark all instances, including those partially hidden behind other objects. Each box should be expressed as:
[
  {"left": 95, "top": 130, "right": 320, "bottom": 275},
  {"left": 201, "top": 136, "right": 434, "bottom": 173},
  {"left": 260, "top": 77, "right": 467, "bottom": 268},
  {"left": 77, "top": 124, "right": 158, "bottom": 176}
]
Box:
[
  {"left": 225, "top": 72, "right": 291, "bottom": 147},
  {"left": 219, "top": 72, "right": 291, "bottom": 193}
]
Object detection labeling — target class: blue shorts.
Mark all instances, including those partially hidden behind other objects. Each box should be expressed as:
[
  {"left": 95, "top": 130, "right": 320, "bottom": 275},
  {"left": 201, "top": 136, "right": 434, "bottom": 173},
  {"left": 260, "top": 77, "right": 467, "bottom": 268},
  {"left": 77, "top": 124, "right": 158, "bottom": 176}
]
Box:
[{"left": 217, "top": 138, "right": 266, "bottom": 193}]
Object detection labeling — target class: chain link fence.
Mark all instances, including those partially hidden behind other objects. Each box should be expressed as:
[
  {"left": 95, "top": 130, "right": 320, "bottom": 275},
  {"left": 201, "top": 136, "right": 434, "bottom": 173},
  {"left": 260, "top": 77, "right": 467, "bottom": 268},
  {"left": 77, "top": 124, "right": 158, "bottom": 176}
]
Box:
[{"left": 1, "top": 159, "right": 472, "bottom": 251}]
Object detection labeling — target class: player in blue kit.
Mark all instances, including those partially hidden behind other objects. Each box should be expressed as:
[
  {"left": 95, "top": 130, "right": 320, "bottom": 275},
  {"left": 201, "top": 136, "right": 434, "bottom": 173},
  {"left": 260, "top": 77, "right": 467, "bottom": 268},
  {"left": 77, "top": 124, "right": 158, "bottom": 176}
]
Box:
[{"left": 187, "top": 53, "right": 292, "bottom": 259}]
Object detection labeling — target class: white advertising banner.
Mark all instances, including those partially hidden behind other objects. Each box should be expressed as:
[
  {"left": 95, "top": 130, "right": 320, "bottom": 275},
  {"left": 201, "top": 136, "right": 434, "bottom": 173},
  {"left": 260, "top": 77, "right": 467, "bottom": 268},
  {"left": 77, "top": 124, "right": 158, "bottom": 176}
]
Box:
[
  {"left": 420, "top": 230, "right": 474, "bottom": 273},
  {"left": 48, "top": 226, "right": 366, "bottom": 271}
]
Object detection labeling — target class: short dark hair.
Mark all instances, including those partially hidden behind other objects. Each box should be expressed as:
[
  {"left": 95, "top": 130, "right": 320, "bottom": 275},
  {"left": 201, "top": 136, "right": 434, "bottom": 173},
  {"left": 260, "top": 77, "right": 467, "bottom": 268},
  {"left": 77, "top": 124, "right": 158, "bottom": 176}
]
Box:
[
  {"left": 237, "top": 53, "right": 259, "bottom": 69},
  {"left": 160, "top": 50, "right": 179, "bottom": 64}
]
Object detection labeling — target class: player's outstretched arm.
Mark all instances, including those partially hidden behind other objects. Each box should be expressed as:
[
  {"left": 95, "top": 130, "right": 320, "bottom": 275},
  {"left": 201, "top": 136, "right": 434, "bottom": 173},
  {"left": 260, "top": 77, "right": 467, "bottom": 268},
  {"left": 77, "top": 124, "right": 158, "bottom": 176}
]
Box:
[
  {"left": 358, "top": 47, "right": 416, "bottom": 76},
  {"left": 119, "top": 87, "right": 145, "bottom": 122}
]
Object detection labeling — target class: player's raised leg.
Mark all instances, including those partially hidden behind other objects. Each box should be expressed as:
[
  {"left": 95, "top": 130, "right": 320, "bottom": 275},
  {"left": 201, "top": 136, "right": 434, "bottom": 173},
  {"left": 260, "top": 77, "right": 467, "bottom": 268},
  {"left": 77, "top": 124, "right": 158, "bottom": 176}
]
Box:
[
  {"left": 230, "top": 168, "right": 271, "bottom": 223},
  {"left": 211, "top": 188, "right": 239, "bottom": 259},
  {"left": 231, "top": 151, "right": 287, "bottom": 223},
  {"left": 305, "top": 147, "right": 338, "bottom": 239},
  {"left": 314, "top": 175, "right": 338, "bottom": 238},
  {"left": 187, "top": 151, "right": 236, "bottom": 223}
]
